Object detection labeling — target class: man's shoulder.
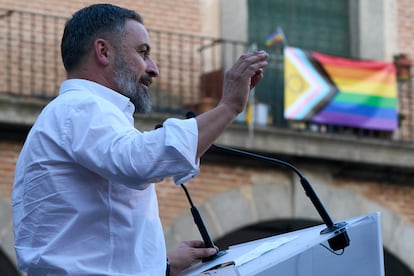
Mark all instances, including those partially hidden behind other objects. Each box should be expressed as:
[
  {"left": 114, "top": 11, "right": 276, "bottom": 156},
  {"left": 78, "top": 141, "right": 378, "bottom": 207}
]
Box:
[
  {"left": 43, "top": 89, "right": 98, "bottom": 114},
  {"left": 58, "top": 79, "right": 131, "bottom": 112}
]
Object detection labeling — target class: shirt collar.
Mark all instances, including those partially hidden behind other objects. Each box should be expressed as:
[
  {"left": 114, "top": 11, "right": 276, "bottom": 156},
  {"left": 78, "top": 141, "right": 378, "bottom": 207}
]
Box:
[{"left": 59, "top": 79, "right": 135, "bottom": 115}]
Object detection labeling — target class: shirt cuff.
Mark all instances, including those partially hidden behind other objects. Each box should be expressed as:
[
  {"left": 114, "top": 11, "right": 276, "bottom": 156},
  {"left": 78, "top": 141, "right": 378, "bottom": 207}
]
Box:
[
  {"left": 173, "top": 160, "right": 200, "bottom": 184},
  {"left": 163, "top": 118, "right": 200, "bottom": 185}
]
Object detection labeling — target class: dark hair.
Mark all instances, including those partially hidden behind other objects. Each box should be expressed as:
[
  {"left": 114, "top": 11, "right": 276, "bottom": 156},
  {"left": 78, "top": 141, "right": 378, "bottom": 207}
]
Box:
[{"left": 61, "top": 3, "right": 143, "bottom": 72}]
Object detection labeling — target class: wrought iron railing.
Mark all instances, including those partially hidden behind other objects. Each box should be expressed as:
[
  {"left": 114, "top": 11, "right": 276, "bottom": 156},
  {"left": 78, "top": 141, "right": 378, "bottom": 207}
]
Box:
[
  {"left": 1, "top": 8, "right": 414, "bottom": 143},
  {"left": 0, "top": 9, "right": 247, "bottom": 112},
  {"left": 0, "top": 9, "right": 66, "bottom": 98}
]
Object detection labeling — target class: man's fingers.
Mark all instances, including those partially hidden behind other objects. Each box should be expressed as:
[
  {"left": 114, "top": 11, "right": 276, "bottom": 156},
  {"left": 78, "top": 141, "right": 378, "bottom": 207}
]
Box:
[
  {"left": 193, "top": 247, "right": 218, "bottom": 259},
  {"left": 183, "top": 240, "right": 219, "bottom": 259},
  {"left": 234, "top": 51, "right": 268, "bottom": 77},
  {"left": 219, "top": 50, "right": 268, "bottom": 114},
  {"left": 250, "top": 68, "right": 264, "bottom": 89},
  {"left": 225, "top": 50, "right": 268, "bottom": 82},
  {"left": 184, "top": 240, "right": 207, "bottom": 248}
]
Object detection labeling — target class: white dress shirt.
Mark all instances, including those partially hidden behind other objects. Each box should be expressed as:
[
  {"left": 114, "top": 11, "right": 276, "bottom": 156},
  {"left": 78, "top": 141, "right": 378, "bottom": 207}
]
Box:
[{"left": 12, "top": 79, "right": 200, "bottom": 275}]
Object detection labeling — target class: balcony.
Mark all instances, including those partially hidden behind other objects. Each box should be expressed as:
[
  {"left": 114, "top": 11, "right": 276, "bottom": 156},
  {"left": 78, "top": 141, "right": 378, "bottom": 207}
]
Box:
[
  {"left": 0, "top": 8, "right": 249, "bottom": 112},
  {"left": 2, "top": 9, "right": 414, "bottom": 171}
]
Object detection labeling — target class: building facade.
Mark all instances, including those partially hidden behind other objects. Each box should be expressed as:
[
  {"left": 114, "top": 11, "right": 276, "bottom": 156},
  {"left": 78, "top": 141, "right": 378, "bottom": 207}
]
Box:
[{"left": 1, "top": 0, "right": 414, "bottom": 274}]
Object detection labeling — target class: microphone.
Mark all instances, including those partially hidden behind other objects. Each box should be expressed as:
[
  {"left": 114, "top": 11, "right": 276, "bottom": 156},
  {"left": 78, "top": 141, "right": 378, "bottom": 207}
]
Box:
[
  {"left": 154, "top": 119, "right": 225, "bottom": 262},
  {"left": 185, "top": 110, "right": 350, "bottom": 252}
]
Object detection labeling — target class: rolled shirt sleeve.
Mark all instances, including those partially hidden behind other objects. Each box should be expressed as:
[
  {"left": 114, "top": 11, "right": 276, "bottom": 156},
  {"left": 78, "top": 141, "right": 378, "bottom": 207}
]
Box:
[{"left": 162, "top": 117, "right": 200, "bottom": 184}]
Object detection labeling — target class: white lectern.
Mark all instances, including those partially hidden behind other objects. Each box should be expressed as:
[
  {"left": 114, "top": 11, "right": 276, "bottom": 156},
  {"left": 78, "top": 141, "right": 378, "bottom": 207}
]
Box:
[{"left": 179, "top": 212, "right": 384, "bottom": 276}]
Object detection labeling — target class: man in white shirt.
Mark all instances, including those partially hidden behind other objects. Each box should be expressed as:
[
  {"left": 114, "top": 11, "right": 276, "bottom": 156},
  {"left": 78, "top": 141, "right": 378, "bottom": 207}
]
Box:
[{"left": 12, "top": 3, "right": 268, "bottom": 276}]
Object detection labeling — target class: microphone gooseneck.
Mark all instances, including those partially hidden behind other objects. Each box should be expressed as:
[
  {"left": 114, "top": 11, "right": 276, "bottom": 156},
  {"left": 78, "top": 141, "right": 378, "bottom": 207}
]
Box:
[
  {"left": 212, "top": 144, "right": 333, "bottom": 225},
  {"left": 180, "top": 184, "right": 215, "bottom": 249},
  {"left": 210, "top": 144, "right": 350, "bottom": 251},
  {"left": 185, "top": 110, "right": 349, "bottom": 252},
  {"left": 181, "top": 184, "right": 227, "bottom": 262}
]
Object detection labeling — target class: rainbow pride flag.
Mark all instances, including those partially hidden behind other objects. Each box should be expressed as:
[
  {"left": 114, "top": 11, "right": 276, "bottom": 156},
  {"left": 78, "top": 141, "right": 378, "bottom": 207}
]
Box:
[
  {"left": 265, "top": 27, "right": 286, "bottom": 47},
  {"left": 284, "top": 47, "right": 398, "bottom": 131},
  {"left": 284, "top": 47, "right": 337, "bottom": 120}
]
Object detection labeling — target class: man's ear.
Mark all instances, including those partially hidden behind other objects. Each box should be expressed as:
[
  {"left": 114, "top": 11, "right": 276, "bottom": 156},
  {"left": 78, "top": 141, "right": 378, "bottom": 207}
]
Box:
[{"left": 94, "top": 38, "right": 111, "bottom": 66}]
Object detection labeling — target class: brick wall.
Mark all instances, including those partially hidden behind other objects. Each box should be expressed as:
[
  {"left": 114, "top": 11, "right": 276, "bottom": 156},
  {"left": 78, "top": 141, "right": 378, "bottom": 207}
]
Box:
[
  {"left": 158, "top": 161, "right": 414, "bottom": 230},
  {"left": 4, "top": 135, "right": 414, "bottom": 231},
  {"left": 0, "top": 0, "right": 204, "bottom": 105},
  {"left": 0, "top": 0, "right": 201, "bottom": 33},
  {"left": 0, "top": 138, "right": 273, "bottom": 229},
  {"left": 397, "top": 0, "right": 414, "bottom": 58},
  {"left": 157, "top": 164, "right": 264, "bottom": 227},
  {"left": 396, "top": 0, "right": 414, "bottom": 142},
  {"left": 335, "top": 177, "right": 414, "bottom": 225},
  {"left": 0, "top": 142, "right": 21, "bottom": 202}
]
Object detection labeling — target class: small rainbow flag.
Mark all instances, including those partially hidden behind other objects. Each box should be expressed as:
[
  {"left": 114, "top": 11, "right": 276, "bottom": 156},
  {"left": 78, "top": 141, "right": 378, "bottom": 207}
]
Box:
[
  {"left": 284, "top": 46, "right": 398, "bottom": 131},
  {"left": 265, "top": 27, "right": 285, "bottom": 47}
]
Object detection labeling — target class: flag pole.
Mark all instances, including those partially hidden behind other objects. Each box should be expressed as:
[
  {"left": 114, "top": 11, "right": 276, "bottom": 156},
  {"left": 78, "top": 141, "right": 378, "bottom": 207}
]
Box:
[{"left": 246, "top": 43, "right": 258, "bottom": 145}]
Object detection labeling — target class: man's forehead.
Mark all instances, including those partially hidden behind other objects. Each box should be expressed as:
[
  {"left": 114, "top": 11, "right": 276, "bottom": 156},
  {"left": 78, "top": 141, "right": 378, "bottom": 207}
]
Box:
[
  {"left": 123, "top": 20, "right": 150, "bottom": 42},
  {"left": 124, "top": 20, "right": 148, "bottom": 35}
]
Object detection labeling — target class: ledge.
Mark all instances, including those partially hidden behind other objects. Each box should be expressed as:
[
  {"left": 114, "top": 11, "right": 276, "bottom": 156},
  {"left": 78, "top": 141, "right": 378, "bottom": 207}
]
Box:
[{"left": 1, "top": 94, "right": 414, "bottom": 172}]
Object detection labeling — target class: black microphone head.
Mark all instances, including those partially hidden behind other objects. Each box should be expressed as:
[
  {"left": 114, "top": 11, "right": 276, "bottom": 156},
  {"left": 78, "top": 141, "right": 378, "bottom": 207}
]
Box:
[{"left": 186, "top": 111, "right": 197, "bottom": 119}]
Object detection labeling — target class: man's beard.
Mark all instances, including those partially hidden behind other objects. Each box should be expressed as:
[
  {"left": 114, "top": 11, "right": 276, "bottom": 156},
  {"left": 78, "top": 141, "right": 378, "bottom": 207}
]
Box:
[{"left": 113, "top": 53, "right": 152, "bottom": 113}]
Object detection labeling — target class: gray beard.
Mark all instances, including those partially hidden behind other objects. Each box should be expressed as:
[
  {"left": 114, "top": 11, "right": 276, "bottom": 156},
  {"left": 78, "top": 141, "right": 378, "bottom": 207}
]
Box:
[{"left": 113, "top": 56, "right": 152, "bottom": 113}]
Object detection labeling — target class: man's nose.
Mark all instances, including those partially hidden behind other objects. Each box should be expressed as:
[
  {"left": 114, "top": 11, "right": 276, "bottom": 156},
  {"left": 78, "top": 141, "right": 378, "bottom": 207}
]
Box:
[{"left": 146, "top": 58, "right": 159, "bottom": 78}]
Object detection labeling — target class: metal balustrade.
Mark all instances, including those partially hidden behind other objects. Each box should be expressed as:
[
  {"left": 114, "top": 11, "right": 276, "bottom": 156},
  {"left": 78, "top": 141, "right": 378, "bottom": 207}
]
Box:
[{"left": 1, "top": 8, "right": 413, "bottom": 143}]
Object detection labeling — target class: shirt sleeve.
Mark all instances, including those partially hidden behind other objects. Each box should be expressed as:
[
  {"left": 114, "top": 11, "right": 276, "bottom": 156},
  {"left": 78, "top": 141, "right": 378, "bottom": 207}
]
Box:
[
  {"left": 162, "top": 118, "right": 200, "bottom": 184},
  {"left": 62, "top": 97, "right": 200, "bottom": 188}
]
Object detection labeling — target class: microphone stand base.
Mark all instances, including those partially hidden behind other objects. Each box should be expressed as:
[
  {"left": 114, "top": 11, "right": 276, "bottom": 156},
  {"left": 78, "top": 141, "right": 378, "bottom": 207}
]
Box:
[{"left": 320, "top": 221, "right": 350, "bottom": 251}]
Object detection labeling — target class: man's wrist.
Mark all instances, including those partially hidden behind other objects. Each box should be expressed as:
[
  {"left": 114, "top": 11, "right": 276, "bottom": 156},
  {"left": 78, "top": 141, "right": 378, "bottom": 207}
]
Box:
[{"left": 216, "top": 102, "right": 240, "bottom": 119}]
